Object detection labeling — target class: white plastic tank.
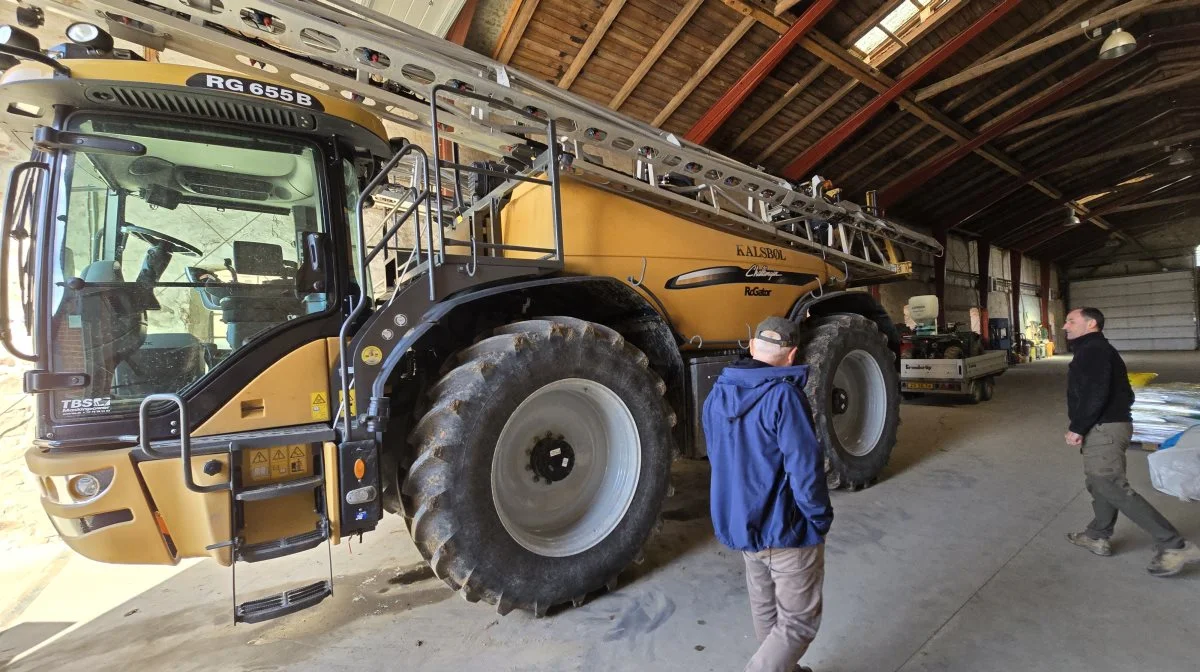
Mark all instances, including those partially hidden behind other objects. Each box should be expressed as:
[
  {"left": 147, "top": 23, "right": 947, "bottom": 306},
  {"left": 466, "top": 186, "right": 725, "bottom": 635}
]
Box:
[{"left": 907, "top": 295, "right": 939, "bottom": 323}]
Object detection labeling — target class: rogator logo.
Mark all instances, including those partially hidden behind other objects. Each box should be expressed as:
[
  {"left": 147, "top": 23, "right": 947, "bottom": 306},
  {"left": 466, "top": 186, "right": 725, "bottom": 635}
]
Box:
[
  {"left": 736, "top": 245, "right": 786, "bottom": 261},
  {"left": 745, "top": 287, "right": 773, "bottom": 297},
  {"left": 60, "top": 397, "right": 112, "bottom": 416}
]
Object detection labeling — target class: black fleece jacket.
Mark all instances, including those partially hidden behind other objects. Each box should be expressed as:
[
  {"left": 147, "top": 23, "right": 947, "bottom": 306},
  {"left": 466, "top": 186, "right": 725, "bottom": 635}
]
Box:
[{"left": 1067, "top": 331, "right": 1133, "bottom": 435}]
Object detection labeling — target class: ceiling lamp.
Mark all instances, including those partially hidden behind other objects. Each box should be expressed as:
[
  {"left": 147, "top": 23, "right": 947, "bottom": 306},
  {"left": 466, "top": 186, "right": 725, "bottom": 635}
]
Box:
[
  {"left": 1099, "top": 27, "right": 1136, "bottom": 60},
  {"left": 1065, "top": 207, "right": 1081, "bottom": 227},
  {"left": 1168, "top": 147, "right": 1194, "bottom": 166}
]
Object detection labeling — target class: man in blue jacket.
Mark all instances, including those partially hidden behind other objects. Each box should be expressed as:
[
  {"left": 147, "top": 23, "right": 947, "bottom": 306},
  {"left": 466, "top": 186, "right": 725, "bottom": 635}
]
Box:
[{"left": 703, "top": 316, "right": 832, "bottom": 672}]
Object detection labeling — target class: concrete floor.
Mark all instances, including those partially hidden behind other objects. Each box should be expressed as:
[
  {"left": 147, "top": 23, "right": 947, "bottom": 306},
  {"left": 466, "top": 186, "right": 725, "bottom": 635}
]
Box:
[{"left": 4, "top": 352, "right": 1200, "bottom": 671}]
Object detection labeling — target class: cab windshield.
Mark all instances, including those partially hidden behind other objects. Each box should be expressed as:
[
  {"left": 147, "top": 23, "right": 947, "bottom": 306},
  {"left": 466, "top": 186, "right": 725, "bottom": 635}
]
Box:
[{"left": 49, "top": 114, "right": 329, "bottom": 421}]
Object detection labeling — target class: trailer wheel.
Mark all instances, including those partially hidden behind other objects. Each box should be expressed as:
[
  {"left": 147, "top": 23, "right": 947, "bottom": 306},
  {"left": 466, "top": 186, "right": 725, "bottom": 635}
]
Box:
[
  {"left": 797, "top": 314, "right": 900, "bottom": 490},
  {"left": 967, "top": 380, "right": 984, "bottom": 404},
  {"left": 980, "top": 376, "right": 995, "bottom": 401},
  {"left": 403, "top": 317, "right": 674, "bottom": 616}
]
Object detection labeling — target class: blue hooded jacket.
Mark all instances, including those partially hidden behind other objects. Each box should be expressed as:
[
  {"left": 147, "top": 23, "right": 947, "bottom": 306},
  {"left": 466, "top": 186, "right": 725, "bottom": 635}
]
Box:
[{"left": 702, "top": 359, "right": 832, "bottom": 552}]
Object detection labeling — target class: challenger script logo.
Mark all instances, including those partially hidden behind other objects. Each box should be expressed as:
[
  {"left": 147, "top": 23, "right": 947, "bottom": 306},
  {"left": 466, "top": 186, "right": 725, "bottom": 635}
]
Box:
[
  {"left": 736, "top": 245, "right": 786, "bottom": 261},
  {"left": 745, "top": 264, "right": 783, "bottom": 280}
]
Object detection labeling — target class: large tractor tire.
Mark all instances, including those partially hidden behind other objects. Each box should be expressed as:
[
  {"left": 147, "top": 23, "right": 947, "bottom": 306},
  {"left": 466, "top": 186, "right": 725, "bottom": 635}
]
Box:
[
  {"left": 796, "top": 314, "right": 900, "bottom": 490},
  {"left": 404, "top": 317, "right": 675, "bottom": 616}
]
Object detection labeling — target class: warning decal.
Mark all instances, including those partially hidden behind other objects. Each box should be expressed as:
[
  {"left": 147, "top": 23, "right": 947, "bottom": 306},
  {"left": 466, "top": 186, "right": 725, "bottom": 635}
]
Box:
[
  {"left": 311, "top": 391, "right": 330, "bottom": 421},
  {"left": 245, "top": 444, "right": 311, "bottom": 483},
  {"left": 247, "top": 448, "right": 271, "bottom": 482},
  {"left": 289, "top": 445, "right": 307, "bottom": 474},
  {"left": 271, "top": 448, "right": 288, "bottom": 479}
]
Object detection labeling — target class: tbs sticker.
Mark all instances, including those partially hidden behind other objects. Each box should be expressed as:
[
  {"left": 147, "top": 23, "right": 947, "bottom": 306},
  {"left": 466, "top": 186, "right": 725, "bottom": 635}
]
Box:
[{"left": 60, "top": 397, "right": 112, "bottom": 417}]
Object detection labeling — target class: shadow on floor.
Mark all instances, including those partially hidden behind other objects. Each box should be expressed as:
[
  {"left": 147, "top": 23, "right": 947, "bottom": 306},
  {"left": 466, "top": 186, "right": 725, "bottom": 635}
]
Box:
[{"left": 0, "top": 621, "right": 72, "bottom": 667}]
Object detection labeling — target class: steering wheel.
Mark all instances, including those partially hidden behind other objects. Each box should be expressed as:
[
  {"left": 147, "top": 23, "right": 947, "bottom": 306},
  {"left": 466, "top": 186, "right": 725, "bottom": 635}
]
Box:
[{"left": 122, "top": 223, "right": 203, "bottom": 257}]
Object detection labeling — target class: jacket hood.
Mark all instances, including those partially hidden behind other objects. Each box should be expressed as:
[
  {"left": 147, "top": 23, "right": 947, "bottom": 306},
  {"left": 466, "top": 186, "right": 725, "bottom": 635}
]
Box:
[{"left": 710, "top": 361, "right": 809, "bottom": 419}]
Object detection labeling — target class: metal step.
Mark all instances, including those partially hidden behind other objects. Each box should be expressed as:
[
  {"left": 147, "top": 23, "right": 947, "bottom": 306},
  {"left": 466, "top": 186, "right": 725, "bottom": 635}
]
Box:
[
  {"left": 237, "top": 518, "right": 330, "bottom": 563},
  {"left": 236, "top": 474, "right": 324, "bottom": 502},
  {"left": 235, "top": 580, "right": 332, "bottom": 624}
]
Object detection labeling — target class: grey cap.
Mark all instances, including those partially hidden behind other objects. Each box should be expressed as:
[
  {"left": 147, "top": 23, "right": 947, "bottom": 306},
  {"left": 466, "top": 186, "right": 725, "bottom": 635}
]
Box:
[{"left": 754, "top": 316, "right": 800, "bottom": 347}]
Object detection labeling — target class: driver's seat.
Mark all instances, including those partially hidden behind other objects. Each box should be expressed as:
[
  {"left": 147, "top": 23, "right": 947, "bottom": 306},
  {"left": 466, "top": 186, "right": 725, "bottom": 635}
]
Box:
[
  {"left": 76, "top": 260, "right": 146, "bottom": 395},
  {"left": 220, "top": 242, "right": 302, "bottom": 348}
]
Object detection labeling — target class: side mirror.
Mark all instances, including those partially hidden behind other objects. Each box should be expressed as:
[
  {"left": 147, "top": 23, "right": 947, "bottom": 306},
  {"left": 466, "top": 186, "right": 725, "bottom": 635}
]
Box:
[{"left": 296, "top": 231, "right": 330, "bottom": 294}]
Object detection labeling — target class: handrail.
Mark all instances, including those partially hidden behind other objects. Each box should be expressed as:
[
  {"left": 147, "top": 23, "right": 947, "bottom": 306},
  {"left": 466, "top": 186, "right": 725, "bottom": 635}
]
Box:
[
  {"left": 0, "top": 161, "right": 47, "bottom": 362},
  {"left": 339, "top": 142, "right": 428, "bottom": 436},
  {"left": 138, "top": 393, "right": 225, "bottom": 494}
]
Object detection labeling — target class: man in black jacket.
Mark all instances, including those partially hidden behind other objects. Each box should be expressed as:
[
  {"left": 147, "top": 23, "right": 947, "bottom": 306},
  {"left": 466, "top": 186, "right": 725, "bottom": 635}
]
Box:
[{"left": 1063, "top": 307, "right": 1200, "bottom": 577}]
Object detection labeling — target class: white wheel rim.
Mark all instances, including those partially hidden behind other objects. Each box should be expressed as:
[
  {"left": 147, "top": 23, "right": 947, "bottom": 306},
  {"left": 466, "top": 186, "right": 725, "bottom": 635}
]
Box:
[
  {"left": 831, "top": 350, "right": 887, "bottom": 457},
  {"left": 491, "top": 378, "right": 641, "bottom": 557}
]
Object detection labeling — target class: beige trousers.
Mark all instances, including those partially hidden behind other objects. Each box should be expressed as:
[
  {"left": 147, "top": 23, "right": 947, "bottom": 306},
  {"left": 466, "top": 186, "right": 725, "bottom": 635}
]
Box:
[{"left": 742, "top": 544, "right": 825, "bottom": 672}]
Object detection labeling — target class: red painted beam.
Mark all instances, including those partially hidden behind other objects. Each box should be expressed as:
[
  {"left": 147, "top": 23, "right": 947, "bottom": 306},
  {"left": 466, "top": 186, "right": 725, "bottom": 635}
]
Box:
[
  {"left": 684, "top": 0, "right": 837, "bottom": 145},
  {"left": 446, "top": 0, "right": 479, "bottom": 46},
  {"left": 782, "top": 0, "right": 1025, "bottom": 180},
  {"left": 878, "top": 26, "right": 1198, "bottom": 207}
]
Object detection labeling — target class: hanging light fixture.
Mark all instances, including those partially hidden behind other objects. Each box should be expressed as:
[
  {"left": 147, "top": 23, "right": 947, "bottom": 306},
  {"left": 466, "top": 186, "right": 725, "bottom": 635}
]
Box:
[
  {"left": 1065, "top": 206, "right": 1081, "bottom": 227},
  {"left": 1168, "top": 147, "right": 1194, "bottom": 166},
  {"left": 1099, "top": 27, "right": 1137, "bottom": 60}
]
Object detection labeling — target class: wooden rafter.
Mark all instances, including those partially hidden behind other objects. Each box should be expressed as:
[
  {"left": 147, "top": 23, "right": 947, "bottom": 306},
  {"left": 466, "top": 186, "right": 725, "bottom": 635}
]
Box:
[
  {"left": 942, "top": 0, "right": 1110, "bottom": 113},
  {"left": 782, "top": 0, "right": 1024, "bottom": 179},
  {"left": 915, "top": 0, "right": 1170, "bottom": 102},
  {"left": 652, "top": 16, "right": 756, "bottom": 127},
  {"left": 685, "top": 0, "right": 837, "bottom": 144},
  {"left": 837, "top": 121, "right": 927, "bottom": 183},
  {"left": 729, "top": 63, "right": 830, "bottom": 151},
  {"left": 610, "top": 0, "right": 703, "bottom": 110},
  {"left": 558, "top": 0, "right": 628, "bottom": 90},
  {"left": 1003, "top": 70, "right": 1200, "bottom": 135},
  {"left": 959, "top": 41, "right": 1093, "bottom": 124},
  {"left": 492, "top": 0, "right": 541, "bottom": 64},
  {"left": 754, "top": 79, "right": 859, "bottom": 163}
]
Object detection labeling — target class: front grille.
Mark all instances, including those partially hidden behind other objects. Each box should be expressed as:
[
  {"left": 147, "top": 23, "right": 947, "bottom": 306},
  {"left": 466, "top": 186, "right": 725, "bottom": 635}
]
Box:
[{"left": 92, "top": 87, "right": 314, "bottom": 129}]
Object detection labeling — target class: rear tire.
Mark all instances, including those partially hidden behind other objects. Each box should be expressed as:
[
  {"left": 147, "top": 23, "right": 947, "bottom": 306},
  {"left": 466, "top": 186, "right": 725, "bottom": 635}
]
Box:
[
  {"left": 980, "top": 376, "right": 995, "bottom": 401},
  {"left": 967, "top": 380, "right": 984, "bottom": 404},
  {"left": 403, "top": 317, "right": 675, "bottom": 615},
  {"left": 796, "top": 314, "right": 900, "bottom": 490}
]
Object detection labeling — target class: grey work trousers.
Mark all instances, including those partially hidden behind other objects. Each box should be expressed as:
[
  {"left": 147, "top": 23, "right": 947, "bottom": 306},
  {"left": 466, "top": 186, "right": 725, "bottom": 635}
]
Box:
[
  {"left": 742, "top": 544, "right": 825, "bottom": 672},
  {"left": 1082, "top": 421, "right": 1185, "bottom": 551}
]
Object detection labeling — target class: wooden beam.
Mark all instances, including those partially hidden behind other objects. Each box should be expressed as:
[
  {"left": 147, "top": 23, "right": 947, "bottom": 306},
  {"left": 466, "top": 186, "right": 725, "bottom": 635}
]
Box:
[
  {"left": 915, "top": 0, "right": 1170, "bottom": 102},
  {"left": 558, "top": 0, "right": 627, "bottom": 90},
  {"left": 729, "top": 63, "right": 830, "bottom": 151},
  {"left": 881, "top": 55, "right": 1127, "bottom": 205},
  {"left": 943, "top": 0, "right": 1106, "bottom": 113},
  {"left": 722, "top": 0, "right": 790, "bottom": 34},
  {"left": 685, "top": 0, "right": 838, "bottom": 144},
  {"left": 734, "top": 4, "right": 1103, "bottom": 227},
  {"left": 1051, "top": 128, "right": 1200, "bottom": 173},
  {"left": 610, "top": 0, "right": 703, "bottom": 110},
  {"left": 774, "top": 0, "right": 808, "bottom": 15},
  {"left": 492, "top": 0, "right": 541, "bottom": 64},
  {"left": 838, "top": 122, "right": 928, "bottom": 183},
  {"left": 781, "top": 0, "right": 1026, "bottom": 179},
  {"left": 755, "top": 79, "right": 859, "bottom": 163},
  {"left": 864, "top": 132, "right": 943, "bottom": 188},
  {"left": 960, "top": 41, "right": 1093, "bottom": 124},
  {"left": 1005, "top": 70, "right": 1200, "bottom": 135},
  {"left": 652, "top": 17, "right": 756, "bottom": 128},
  {"left": 1095, "top": 192, "right": 1200, "bottom": 214}
]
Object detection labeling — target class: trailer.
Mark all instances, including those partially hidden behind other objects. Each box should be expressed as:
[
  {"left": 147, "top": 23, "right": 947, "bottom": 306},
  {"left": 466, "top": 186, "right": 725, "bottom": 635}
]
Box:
[{"left": 901, "top": 349, "right": 1008, "bottom": 403}]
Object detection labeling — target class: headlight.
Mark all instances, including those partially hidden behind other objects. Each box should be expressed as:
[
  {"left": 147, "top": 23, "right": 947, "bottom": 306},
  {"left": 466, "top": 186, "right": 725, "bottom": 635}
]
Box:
[{"left": 68, "top": 473, "right": 102, "bottom": 499}]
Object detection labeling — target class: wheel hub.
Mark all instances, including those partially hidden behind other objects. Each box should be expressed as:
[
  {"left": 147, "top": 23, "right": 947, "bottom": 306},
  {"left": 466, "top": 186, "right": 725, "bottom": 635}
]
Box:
[
  {"left": 529, "top": 433, "right": 575, "bottom": 483},
  {"left": 832, "top": 388, "right": 849, "bottom": 415}
]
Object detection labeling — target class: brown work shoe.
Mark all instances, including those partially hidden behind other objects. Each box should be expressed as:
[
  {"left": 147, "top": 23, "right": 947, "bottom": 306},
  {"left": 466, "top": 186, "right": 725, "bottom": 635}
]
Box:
[
  {"left": 1067, "top": 532, "right": 1112, "bottom": 556},
  {"left": 1147, "top": 541, "right": 1200, "bottom": 577}
]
